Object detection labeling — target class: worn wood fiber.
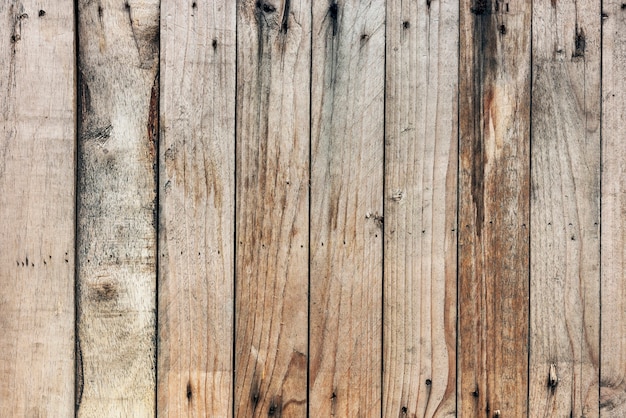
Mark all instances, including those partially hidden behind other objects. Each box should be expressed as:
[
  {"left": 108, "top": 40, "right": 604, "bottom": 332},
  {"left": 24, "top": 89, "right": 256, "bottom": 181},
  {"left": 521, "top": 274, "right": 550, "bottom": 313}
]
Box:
[
  {"left": 76, "top": 0, "right": 159, "bottom": 416},
  {"left": 0, "top": 1, "right": 76, "bottom": 416},
  {"left": 234, "top": 0, "right": 310, "bottom": 416},
  {"left": 383, "top": 0, "right": 458, "bottom": 416},
  {"left": 157, "top": 1, "right": 236, "bottom": 417}
]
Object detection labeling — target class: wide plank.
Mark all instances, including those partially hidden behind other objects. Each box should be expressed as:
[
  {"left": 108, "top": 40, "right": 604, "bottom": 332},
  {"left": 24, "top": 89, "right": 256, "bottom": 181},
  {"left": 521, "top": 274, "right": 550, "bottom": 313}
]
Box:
[
  {"left": 383, "top": 0, "right": 458, "bottom": 416},
  {"left": 234, "top": 0, "right": 310, "bottom": 416},
  {"left": 309, "top": 1, "right": 385, "bottom": 416},
  {"left": 0, "top": 1, "right": 76, "bottom": 416},
  {"left": 529, "top": 0, "right": 601, "bottom": 415},
  {"left": 458, "top": 0, "right": 531, "bottom": 415},
  {"left": 76, "top": 0, "right": 159, "bottom": 415}
]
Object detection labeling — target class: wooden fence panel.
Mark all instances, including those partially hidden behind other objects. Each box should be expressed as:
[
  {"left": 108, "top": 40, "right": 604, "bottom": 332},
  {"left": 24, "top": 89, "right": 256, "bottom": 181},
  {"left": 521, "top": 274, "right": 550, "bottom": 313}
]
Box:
[
  {"left": 458, "top": 0, "right": 531, "bottom": 415},
  {"left": 157, "top": 1, "right": 236, "bottom": 417},
  {"left": 529, "top": 0, "right": 601, "bottom": 415},
  {"left": 234, "top": 0, "right": 310, "bottom": 416},
  {"left": 383, "top": 0, "right": 458, "bottom": 416},
  {"left": 0, "top": 1, "right": 76, "bottom": 416},
  {"left": 309, "top": 1, "right": 385, "bottom": 416},
  {"left": 76, "top": 0, "right": 159, "bottom": 415}
]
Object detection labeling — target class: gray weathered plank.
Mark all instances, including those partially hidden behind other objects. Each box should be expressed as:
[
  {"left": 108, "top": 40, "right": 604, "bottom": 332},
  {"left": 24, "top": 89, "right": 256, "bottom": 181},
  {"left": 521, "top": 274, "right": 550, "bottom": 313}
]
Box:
[
  {"left": 383, "top": 0, "right": 458, "bottom": 416},
  {"left": 76, "top": 0, "right": 159, "bottom": 415},
  {"left": 157, "top": 1, "right": 236, "bottom": 417},
  {"left": 0, "top": 1, "right": 76, "bottom": 416}
]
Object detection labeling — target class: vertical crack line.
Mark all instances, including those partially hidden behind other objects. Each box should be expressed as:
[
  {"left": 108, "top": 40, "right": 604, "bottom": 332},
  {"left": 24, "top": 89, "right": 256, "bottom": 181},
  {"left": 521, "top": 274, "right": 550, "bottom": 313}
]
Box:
[
  {"left": 233, "top": 2, "right": 239, "bottom": 417},
  {"left": 153, "top": 3, "right": 161, "bottom": 415},
  {"left": 307, "top": 1, "right": 313, "bottom": 417},
  {"left": 74, "top": 0, "right": 82, "bottom": 415}
]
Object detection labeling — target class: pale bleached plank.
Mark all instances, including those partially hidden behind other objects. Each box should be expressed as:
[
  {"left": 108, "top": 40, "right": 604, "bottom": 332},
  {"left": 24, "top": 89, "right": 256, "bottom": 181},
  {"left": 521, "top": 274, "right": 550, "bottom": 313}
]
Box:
[
  {"left": 601, "top": 1, "right": 626, "bottom": 415},
  {"left": 383, "top": 0, "right": 458, "bottom": 416},
  {"left": 529, "top": 0, "right": 600, "bottom": 415},
  {"left": 0, "top": 1, "right": 75, "bottom": 416},
  {"left": 157, "top": 1, "right": 235, "bottom": 417},
  {"left": 234, "top": 1, "right": 310, "bottom": 416},
  {"left": 458, "top": 0, "right": 531, "bottom": 415},
  {"left": 309, "top": 1, "right": 385, "bottom": 416},
  {"left": 76, "top": 1, "right": 159, "bottom": 416}
]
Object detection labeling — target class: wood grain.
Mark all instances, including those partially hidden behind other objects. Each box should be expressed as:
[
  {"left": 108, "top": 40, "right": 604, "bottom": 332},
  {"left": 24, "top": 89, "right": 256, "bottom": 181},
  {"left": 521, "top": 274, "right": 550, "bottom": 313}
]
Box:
[
  {"left": 76, "top": 1, "right": 159, "bottom": 416},
  {"left": 530, "top": 0, "right": 600, "bottom": 415},
  {"left": 601, "top": 1, "right": 626, "bottom": 415},
  {"left": 234, "top": 0, "right": 310, "bottom": 416},
  {"left": 0, "top": 1, "right": 75, "bottom": 416},
  {"left": 458, "top": 0, "right": 531, "bottom": 415},
  {"left": 309, "top": 1, "right": 385, "bottom": 416},
  {"left": 157, "top": 1, "right": 235, "bottom": 417},
  {"left": 383, "top": 0, "right": 458, "bottom": 416}
]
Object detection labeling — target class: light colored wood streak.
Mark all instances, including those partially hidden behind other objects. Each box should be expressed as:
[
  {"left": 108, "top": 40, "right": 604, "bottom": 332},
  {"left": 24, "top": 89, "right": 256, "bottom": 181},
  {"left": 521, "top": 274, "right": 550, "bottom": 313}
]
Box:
[
  {"left": 601, "top": 1, "right": 626, "bottom": 415},
  {"left": 157, "top": 1, "right": 235, "bottom": 417},
  {"left": 383, "top": 0, "right": 458, "bottom": 416},
  {"left": 310, "top": 1, "right": 385, "bottom": 416},
  {"left": 0, "top": 1, "right": 75, "bottom": 416},
  {"left": 234, "top": 0, "right": 310, "bottom": 416},
  {"left": 458, "top": 0, "right": 531, "bottom": 415},
  {"left": 76, "top": 1, "right": 159, "bottom": 416},
  {"left": 530, "top": 0, "right": 600, "bottom": 415}
]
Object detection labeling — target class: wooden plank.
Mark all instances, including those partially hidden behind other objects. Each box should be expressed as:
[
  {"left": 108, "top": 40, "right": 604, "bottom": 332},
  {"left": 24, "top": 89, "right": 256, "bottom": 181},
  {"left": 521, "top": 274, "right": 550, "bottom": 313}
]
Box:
[
  {"left": 76, "top": 1, "right": 159, "bottom": 415},
  {"left": 458, "top": 0, "right": 531, "bottom": 415},
  {"left": 309, "top": 1, "right": 385, "bottom": 416},
  {"left": 157, "top": 2, "right": 236, "bottom": 417},
  {"left": 383, "top": 0, "right": 458, "bottom": 416},
  {"left": 156, "top": 1, "right": 236, "bottom": 416},
  {"left": 234, "top": 0, "right": 310, "bottom": 416},
  {"left": 601, "top": 1, "right": 626, "bottom": 415},
  {"left": 529, "top": 0, "right": 601, "bottom": 415},
  {"left": 0, "top": 1, "right": 75, "bottom": 416}
]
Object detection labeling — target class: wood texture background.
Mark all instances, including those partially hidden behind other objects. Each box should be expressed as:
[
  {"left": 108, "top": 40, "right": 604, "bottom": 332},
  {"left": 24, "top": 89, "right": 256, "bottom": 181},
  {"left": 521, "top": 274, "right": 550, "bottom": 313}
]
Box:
[{"left": 1, "top": 0, "right": 625, "bottom": 417}]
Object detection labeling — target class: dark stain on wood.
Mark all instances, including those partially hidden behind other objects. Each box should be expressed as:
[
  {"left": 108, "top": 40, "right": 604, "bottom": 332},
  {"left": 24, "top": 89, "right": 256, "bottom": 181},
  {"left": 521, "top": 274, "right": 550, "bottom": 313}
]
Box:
[
  {"left": 89, "top": 281, "right": 118, "bottom": 302},
  {"left": 471, "top": 0, "right": 492, "bottom": 15},
  {"left": 329, "top": 1, "right": 339, "bottom": 36},
  {"left": 281, "top": 0, "right": 291, "bottom": 33},
  {"left": 148, "top": 71, "right": 159, "bottom": 161},
  {"left": 573, "top": 26, "right": 586, "bottom": 58},
  {"left": 268, "top": 395, "right": 282, "bottom": 416},
  {"left": 38, "top": 10, "right": 45, "bottom": 17},
  {"left": 186, "top": 381, "right": 193, "bottom": 401},
  {"left": 75, "top": 337, "right": 84, "bottom": 408}
]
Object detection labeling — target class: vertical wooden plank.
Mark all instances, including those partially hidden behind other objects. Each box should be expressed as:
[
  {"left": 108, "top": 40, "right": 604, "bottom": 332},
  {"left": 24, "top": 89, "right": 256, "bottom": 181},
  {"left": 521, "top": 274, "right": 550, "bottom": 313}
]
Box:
[
  {"left": 529, "top": 0, "right": 600, "bottom": 415},
  {"left": 76, "top": 0, "right": 159, "bottom": 415},
  {"left": 0, "top": 1, "right": 75, "bottom": 416},
  {"left": 601, "top": 2, "right": 626, "bottom": 415},
  {"left": 458, "top": 0, "right": 531, "bottom": 415},
  {"left": 157, "top": 1, "right": 235, "bottom": 417},
  {"left": 309, "top": 1, "right": 385, "bottom": 416},
  {"left": 235, "top": 0, "right": 310, "bottom": 416},
  {"left": 383, "top": 0, "right": 458, "bottom": 416}
]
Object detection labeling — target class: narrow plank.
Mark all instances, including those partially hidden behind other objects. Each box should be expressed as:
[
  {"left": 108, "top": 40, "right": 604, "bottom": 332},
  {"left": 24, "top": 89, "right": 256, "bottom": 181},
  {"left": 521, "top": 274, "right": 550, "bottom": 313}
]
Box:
[
  {"left": 157, "top": 1, "right": 235, "bottom": 416},
  {"left": 76, "top": 1, "right": 159, "bottom": 415},
  {"left": 383, "top": 0, "right": 458, "bottom": 416},
  {"left": 309, "top": 1, "right": 385, "bottom": 416},
  {"left": 0, "top": 1, "right": 75, "bottom": 416},
  {"left": 458, "top": 0, "right": 531, "bottom": 415},
  {"left": 529, "top": 0, "right": 601, "bottom": 415},
  {"left": 157, "top": 1, "right": 236, "bottom": 417},
  {"left": 234, "top": 0, "right": 310, "bottom": 416},
  {"left": 601, "top": 2, "right": 626, "bottom": 415}
]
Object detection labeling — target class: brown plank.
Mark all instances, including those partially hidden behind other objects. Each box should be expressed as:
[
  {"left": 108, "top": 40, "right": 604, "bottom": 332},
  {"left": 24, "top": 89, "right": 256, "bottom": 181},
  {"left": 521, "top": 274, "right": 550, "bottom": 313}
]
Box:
[
  {"left": 529, "top": 0, "right": 601, "bottom": 415},
  {"left": 234, "top": 0, "right": 310, "bottom": 416},
  {"left": 157, "top": 1, "right": 236, "bottom": 417},
  {"left": 0, "top": 1, "right": 75, "bottom": 416},
  {"left": 383, "top": 0, "right": 458, "bottom": 416},
  {"left": 309, "top": 1, "right": 385, "bottom": 416},
  {"left": 458, "top": 0, "right": 531, "bottom": 415},
  {"left": 76, "top": 0, "right": 159, "bottom": 415},
  {"left": 601, "top": 0, "right": 626, "bottom": 415}
]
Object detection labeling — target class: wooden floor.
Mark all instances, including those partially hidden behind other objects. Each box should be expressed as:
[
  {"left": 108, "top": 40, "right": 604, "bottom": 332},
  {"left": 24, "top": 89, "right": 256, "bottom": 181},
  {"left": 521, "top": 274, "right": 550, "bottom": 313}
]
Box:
[{"left": 1, "top": 0, "right": 624, "bottom": 417}]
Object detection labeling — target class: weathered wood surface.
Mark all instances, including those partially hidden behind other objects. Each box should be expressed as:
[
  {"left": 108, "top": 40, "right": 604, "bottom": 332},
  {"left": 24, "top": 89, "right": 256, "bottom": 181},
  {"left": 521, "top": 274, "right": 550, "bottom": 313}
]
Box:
[
  {"left": 309, "top": 1, "right": 385, "bottom": 416},
  {"left": 0, "top": 1, "right": 76, "bottom": 416},
  {"left": 601, "top": 1, "right": 626, "bottom": 415},
  {"left": 383, "top": 0, "right": 458, "bottom": 416},
  {"left": 157, "top": 1, "right": 236, "bottom": 417},
  {"left": 458, "top": 0, "right": 531, "bottom": 415},
  {"left": 76, "top": 0, "right": 159, "bottom": 416},
  {"left": 530, "top": 0, "right": 601, "bottom": 415},
  {"left": 234, "top": 0, "right": 310, "bottom": 416}
]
